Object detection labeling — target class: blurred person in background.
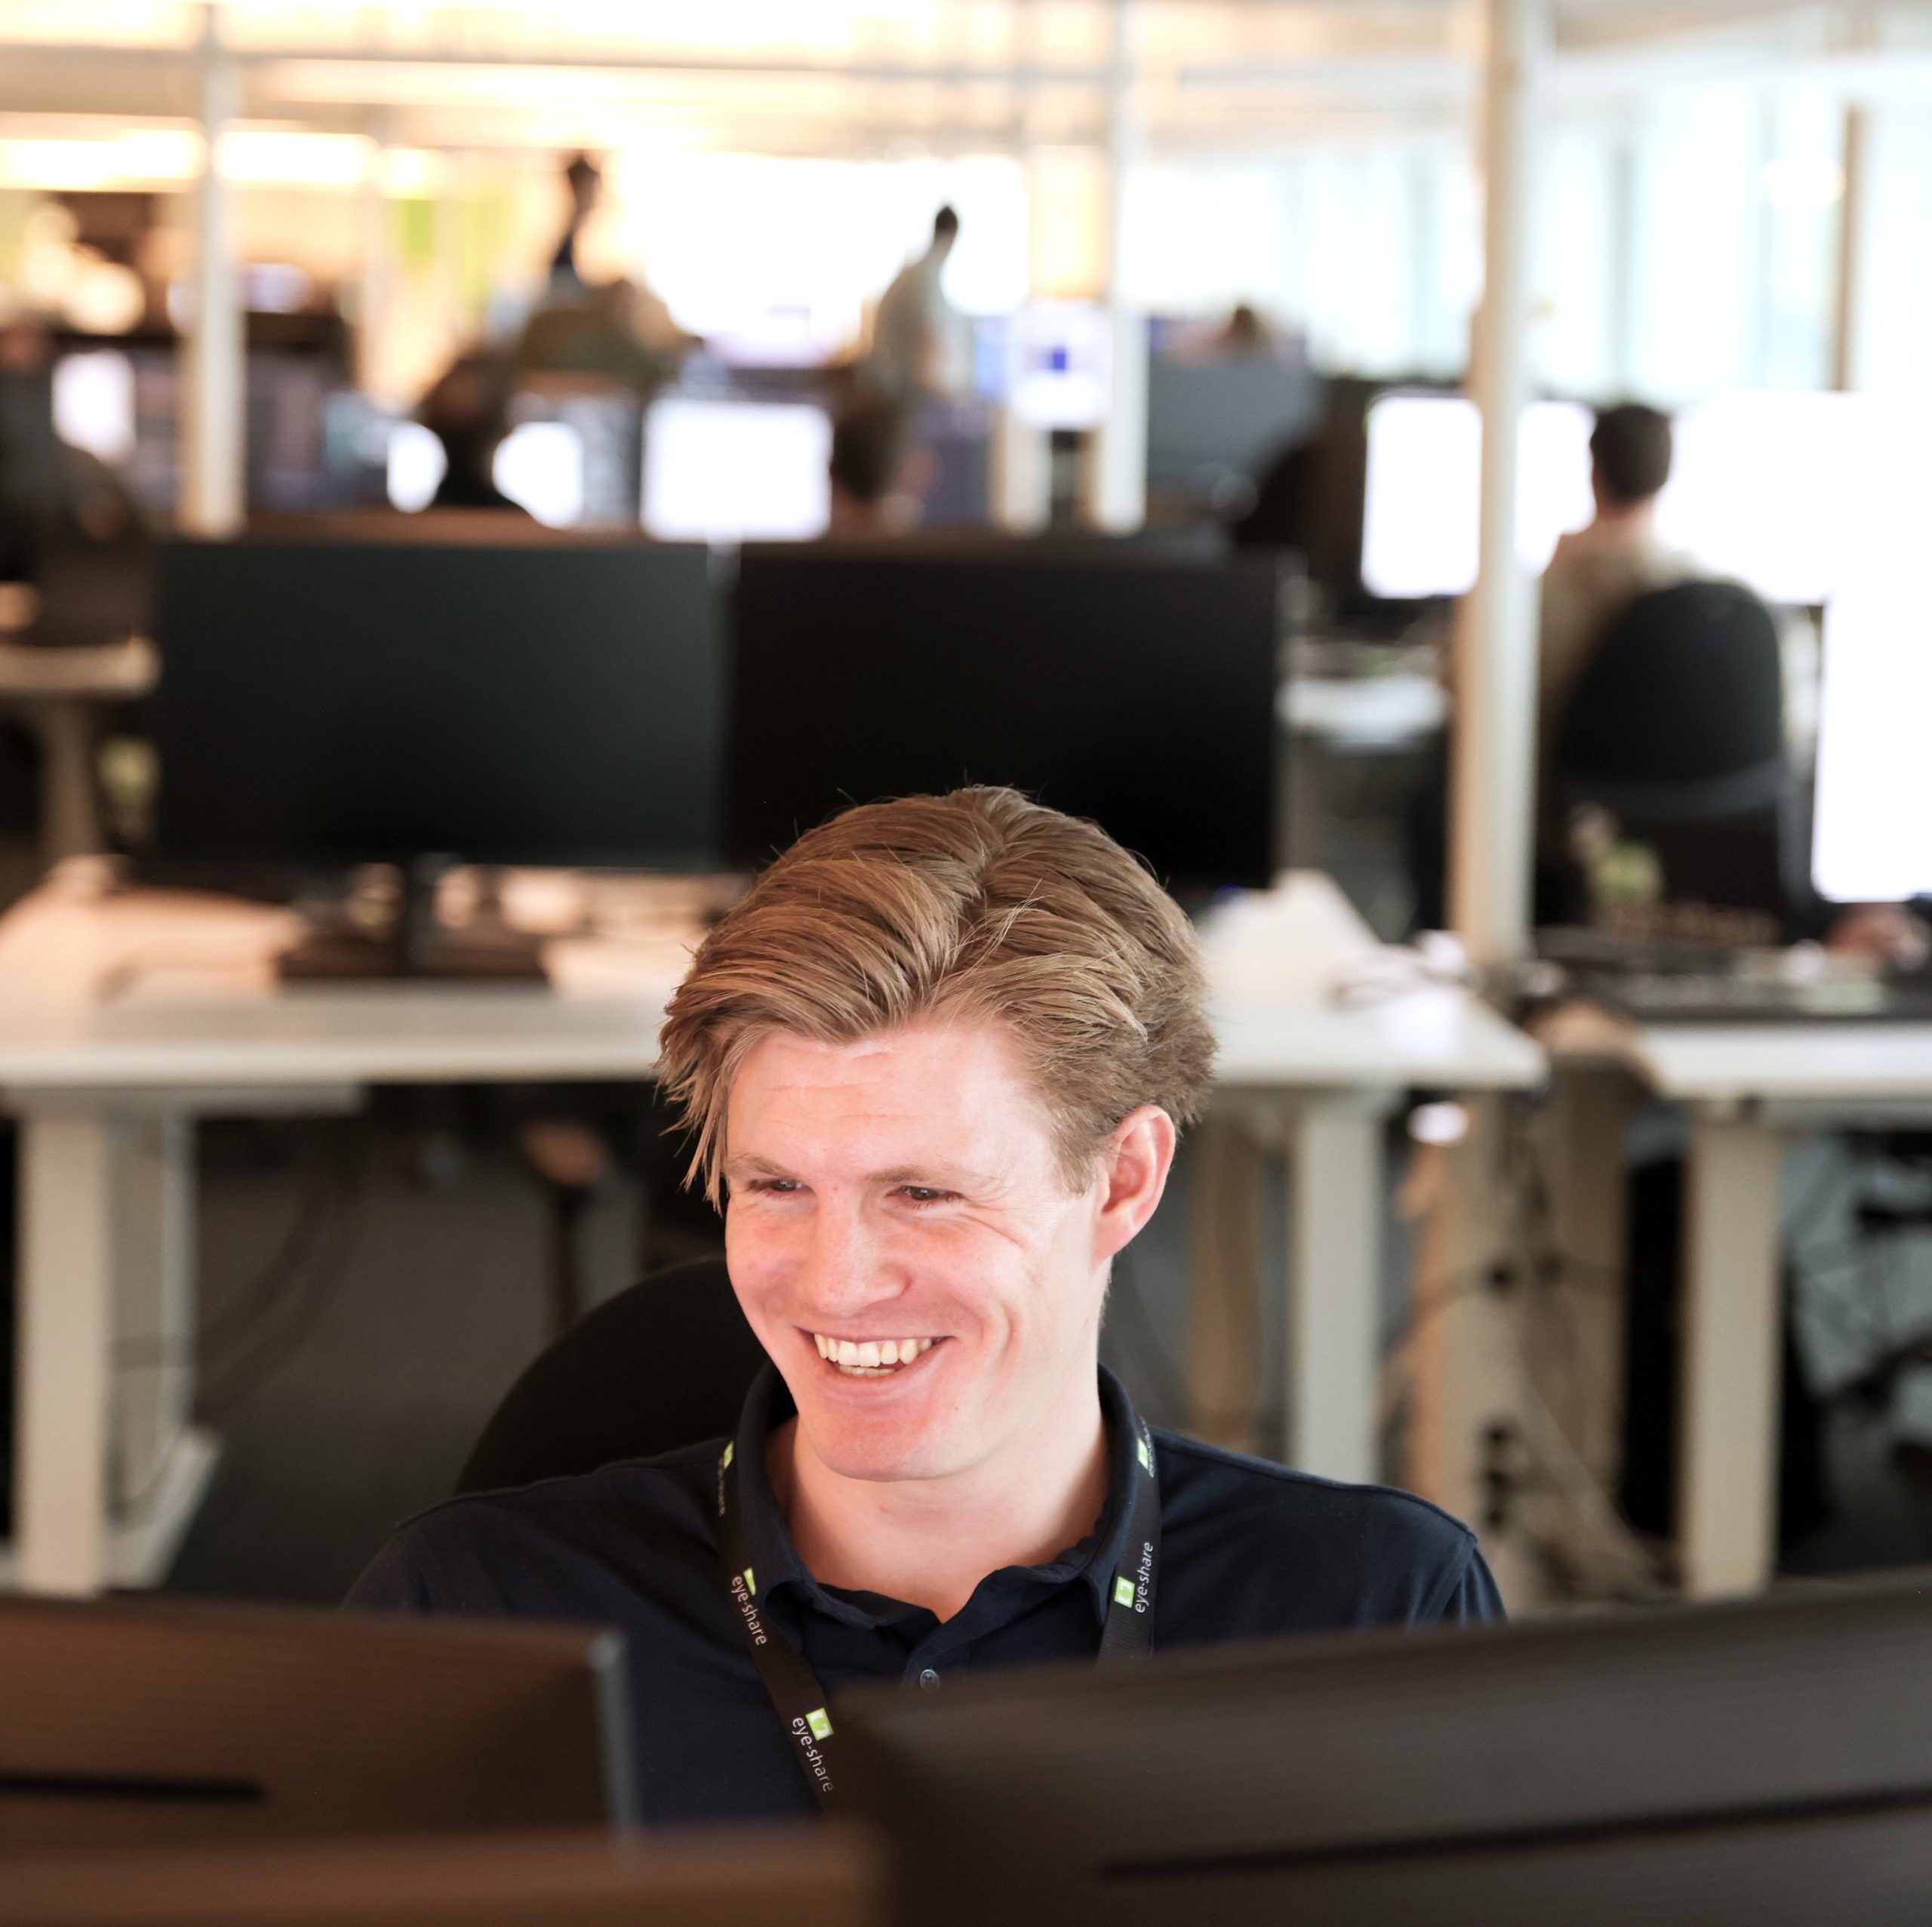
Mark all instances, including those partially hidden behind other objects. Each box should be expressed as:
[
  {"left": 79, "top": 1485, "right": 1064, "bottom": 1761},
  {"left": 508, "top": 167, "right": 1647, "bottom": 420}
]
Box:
[
  {"left": 1217, "top": 301, "right": 1271, "bottom": 355},
  {"left": 861, "top": 205, "right": 961, "bottom": 404},
  {"left": 826, "top": 397, "right": 930, "bottom": 536},
  {"left": 419, "top": 349, "right": 525, "bottom": 514},
  {"left": 518, "top": 152, "right": 692, "bottom": 392},
  {"left": 1537, "top": 403, "right": 1687, "bottom": 769},
  {"left": 548, "top": 151, "right": 604, "bottom": 290}
]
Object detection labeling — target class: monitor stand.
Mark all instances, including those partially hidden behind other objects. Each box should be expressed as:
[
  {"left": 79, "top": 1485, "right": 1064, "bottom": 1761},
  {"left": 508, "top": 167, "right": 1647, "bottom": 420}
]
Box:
[{"left": 276, "top": 859, "right": 549, "bottom": 984}]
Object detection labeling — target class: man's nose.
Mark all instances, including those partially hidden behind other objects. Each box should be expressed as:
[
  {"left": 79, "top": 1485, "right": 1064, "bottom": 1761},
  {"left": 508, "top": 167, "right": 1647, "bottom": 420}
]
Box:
[{"left": 791, "top": 1202, "right": 897, "bottom": 1320}]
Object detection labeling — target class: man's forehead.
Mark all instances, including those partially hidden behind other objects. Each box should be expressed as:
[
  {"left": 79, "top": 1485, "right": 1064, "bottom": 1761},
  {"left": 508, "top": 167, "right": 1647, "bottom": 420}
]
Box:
[
  {"left": 734, "top": 1019, "right": 1027, "bottom": 1090},
  {"left": 724, "top": 1019, "right": 1048, "bottom": 1154}
]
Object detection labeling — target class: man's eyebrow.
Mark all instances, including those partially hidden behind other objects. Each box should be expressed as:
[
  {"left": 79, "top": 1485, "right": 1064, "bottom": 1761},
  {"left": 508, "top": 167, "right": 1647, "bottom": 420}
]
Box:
[
  {"left": 869, "top": 1163, "right": 992, "bottom": 1189},
  {"left": 723, "top": 1154, "right": 791, "bottom": 1179}
]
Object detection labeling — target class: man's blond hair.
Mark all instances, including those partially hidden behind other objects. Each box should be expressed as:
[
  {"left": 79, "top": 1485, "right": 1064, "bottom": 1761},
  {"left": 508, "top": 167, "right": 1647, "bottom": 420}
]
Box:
[{"left": 657, "top": 788, "right": 1216, "bottom": 1203}]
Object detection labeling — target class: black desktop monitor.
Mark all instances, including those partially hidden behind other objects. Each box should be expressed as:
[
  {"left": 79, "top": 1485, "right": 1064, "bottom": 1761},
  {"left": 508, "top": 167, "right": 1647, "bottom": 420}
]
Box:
[
  {"left": 1145, "top": 349, "right": 1321, "bottom": 511},
  {"left": 0, "top": 1825, "right": 882, "bottom": 1927},
  {"left": 728, "top": 547, "right": 1281, "bottom": 893},
  {"left": 152, "top": 536, "right": 724, "bottom": 874},
  {"left": 0, "top": 1593, "right": 635, "bottom": 1855},
  {"left": 839, "top": 1568, "right": 1932, "bottom": 1927}
]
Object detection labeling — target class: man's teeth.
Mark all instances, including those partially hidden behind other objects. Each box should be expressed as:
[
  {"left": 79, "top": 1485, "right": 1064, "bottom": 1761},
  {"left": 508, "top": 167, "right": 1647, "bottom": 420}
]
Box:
[{"left": 811, "top": 1335, "right": 937, "bottom": 1371}]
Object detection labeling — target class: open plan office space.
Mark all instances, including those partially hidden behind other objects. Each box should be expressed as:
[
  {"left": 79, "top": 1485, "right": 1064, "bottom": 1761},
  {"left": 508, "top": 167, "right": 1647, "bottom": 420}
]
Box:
[{"left": 5, "top": 1, "right": 1932, "bottom": 1921}]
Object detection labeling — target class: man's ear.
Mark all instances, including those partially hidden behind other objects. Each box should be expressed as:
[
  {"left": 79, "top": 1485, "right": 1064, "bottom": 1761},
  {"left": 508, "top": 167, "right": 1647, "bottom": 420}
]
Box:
[{"left": 1093, "top": 1106, "right": 1178, "bottom": 1264}]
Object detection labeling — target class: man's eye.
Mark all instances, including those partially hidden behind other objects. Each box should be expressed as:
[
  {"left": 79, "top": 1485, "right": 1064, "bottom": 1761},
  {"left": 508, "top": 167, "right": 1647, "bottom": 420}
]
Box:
[
  {"left": 749, "top": 1178, "right": 801, "bottom": 1195},
  {"left": 898, "top": 1186, "right": 954, "bottom": 1206}
]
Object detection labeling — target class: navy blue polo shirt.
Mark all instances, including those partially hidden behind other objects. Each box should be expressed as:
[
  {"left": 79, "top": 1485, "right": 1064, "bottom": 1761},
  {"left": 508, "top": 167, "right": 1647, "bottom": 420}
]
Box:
[{"left": 347, "top": 1366, "right": 1501, "bottom": 1824}]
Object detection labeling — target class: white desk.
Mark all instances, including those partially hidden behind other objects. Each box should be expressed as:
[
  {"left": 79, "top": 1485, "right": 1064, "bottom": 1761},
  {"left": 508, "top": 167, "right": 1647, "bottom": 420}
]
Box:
[
  {"left": 1195, "top": 877, "right": 1545, "bottom": 1483},
  {"left": 1543, "top": 1003, "right": 1932, "bottom": 1600},
  {"left": 0, "top": 867, "right": 1542, "bottom": 1594}
]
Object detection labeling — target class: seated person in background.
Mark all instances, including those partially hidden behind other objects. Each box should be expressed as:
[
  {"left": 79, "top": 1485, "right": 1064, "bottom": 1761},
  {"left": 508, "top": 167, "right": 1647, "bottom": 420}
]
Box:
[
  {"left": 349, "top": 788, "right": 1501, "bottom": 1824},
  {"left": 825, "top": 398, "right": 924, "bottom": 535},
  {"left": 419, "top": 351, "right": 525, "bottom": 514},
  {"left": 1537, "top": 402, "right": 1687, "bottom": 784}
]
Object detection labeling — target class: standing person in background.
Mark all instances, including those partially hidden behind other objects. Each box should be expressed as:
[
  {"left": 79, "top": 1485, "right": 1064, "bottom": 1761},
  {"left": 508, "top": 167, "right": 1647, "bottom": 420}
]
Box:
[
  {"left": 862, "top": 206, "right": 961, "bottom": 404},
  {"left": 549, "top": 152, "right": 603, "bottom": 288}
]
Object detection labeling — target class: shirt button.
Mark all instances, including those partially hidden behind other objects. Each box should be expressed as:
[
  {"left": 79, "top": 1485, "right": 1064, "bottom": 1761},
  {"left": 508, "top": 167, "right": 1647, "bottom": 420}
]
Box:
[{"left": 918, "top": 1667, "right": 941, "bottom": 1691}]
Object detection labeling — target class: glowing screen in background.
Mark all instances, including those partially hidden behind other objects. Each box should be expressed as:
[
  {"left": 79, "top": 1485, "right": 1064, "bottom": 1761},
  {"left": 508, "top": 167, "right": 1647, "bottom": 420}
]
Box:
[
  {"left": 492, "top": 422, "right": 586, "bottom": 529},
  {"left": 1655, "top": 391, "right": 1863, "bottom": 608},
  {"left": 51, "top": 350, "right": 136, "bottom": 465},
  {"left": 641, "top": 398, "right": 832, "bottom": 545},
  {"left": 1360, "top": 395, "right": 1595, "bottom": 601},
  {"left": 1811, "top": 493, "right": 1932, "bottom": 903},
  {"left": 385, "top": 421, "right": 446, "bottom": 513}
]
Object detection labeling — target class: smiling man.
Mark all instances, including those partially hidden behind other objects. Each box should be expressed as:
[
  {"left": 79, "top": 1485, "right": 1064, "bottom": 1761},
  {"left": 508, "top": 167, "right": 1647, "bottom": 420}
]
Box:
[{"left": 348, "top": 788, "right": 1500, "bottom": 1821}]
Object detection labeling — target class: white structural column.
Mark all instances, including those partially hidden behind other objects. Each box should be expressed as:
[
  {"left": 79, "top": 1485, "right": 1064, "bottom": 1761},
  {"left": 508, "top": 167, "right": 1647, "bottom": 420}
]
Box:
[
  {"left": 1449, "top": 0, "right": 1549, "bottom": 967},
  {"left": 1093, "top": 0, "right": 1148, "bottom": 531},
  {"left": 14, "top": 1111, "right": 116, "bottom": 1594},
  {"left": 1832, "top": 106, "right": 1869, "bottom": 393},
  {"left": 1287, "top": 1093, "right": 1389, "bottom": 1483},
  {"left": 1678, "top": 1114, "right": 1786, "bottom": 1598},
  {"left": 356, "top": 114, "right": 397, "bottom": 400},
  {"left": 180, "top": 5, "right": 244, "bottom": 536}
]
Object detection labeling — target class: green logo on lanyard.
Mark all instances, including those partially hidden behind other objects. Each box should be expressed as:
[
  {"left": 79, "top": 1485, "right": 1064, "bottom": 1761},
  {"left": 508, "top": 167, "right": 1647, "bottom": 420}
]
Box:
[
  {"left": 1136, "top": 1437, "right": 1152, "bottom": 1474},
  {"left": 806, "top": 1707, "right": 833, "bottom": 1741},
  {"left": 743, "top": 1566, "right": 755, "bottom": 1596},
  {"left": 1113, "top": 1575, "right": 1137, "bottom": 1609}
]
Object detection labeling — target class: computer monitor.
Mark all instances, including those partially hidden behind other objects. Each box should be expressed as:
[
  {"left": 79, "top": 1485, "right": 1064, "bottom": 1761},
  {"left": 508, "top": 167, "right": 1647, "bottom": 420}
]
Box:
[
  {"left": 1358, "top": 392, "right": 1595, "bottom": 601},
  {"left": 0, "top": 1827, "right": 882, "bottom": 1926},
  {"left": 838, "top": 1566, "right": 1932, "bottom": 1927},
  {"left": 1810, "top": 520, "right": 1932, "bottom": 903},
  {"left": 641, "top": 396, "right": 832, "bottom": 545},
  {"left": 728, "top": 547, "right": 1281, "bottom": 893},
  {"left": 152, "top": 536, "right": 724, "bottom": 874},
  {"left": 1146, "top": 350, "right": 1321, "bottom": 509},
  {"left": 1004, "top": 303, "right": 1112, "bottom": 431},
  {"left": 0, "top": 1593, "right": 635, "bottom": 1855},
  {"left": 1652, "top": 389, "right": 1861, "bottom": 608}
]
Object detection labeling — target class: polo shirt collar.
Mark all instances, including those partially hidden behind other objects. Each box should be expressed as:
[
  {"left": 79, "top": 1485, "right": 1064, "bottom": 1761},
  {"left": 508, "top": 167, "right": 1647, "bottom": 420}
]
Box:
[{"left": 728, "top": 1362, "right": 1149, "bottom": 1630}]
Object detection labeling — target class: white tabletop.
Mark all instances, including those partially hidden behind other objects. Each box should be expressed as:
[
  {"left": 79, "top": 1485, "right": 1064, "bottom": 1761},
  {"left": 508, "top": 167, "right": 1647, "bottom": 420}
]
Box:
[
  {"left": 1542, "top": 998, "right": 1932, "bottom": 1105},
  {"left": 0, "top": 638, "right": 158, "bottom": 700},
  {"left": 0, "top": 868, "right": 1543, "bottom": 1099}
]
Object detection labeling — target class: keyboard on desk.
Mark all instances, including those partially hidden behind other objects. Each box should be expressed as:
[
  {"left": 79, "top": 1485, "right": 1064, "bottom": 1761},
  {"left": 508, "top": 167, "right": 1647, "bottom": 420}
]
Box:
[{"left": 1586, "top": 970, "right": 1932, "bottom": 1025}]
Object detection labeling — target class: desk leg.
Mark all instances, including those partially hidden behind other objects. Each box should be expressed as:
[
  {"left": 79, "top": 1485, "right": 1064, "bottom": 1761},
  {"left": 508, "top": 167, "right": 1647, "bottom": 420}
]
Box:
[
  {"left": 1678, "top": 1114, "right": 1786, "bottom": 1599},
  {"left": 110, "top": 1114, "right": 197, "bottom": 1515},
  {"left": 1287, "top": 1094, "right": 1386, "bottom": 1484},
  {"left": 1186, "top": 1113, "right": 1265, "bottom": 1456},
  {"left": 35, "top": 698, "right": 103, "bottom": 862},
  {"left": 1539, "top": 1068, "right": 1641, "bottom": 1491},
  {"left": 15, "top": 1111, "right": 115, "bottom": 1594}
]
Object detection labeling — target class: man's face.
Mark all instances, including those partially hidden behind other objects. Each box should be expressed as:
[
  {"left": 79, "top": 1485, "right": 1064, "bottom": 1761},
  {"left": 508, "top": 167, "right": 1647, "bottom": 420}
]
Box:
[{"left": 722, "top": 1019, "right": 1110, "bottom": 1486}]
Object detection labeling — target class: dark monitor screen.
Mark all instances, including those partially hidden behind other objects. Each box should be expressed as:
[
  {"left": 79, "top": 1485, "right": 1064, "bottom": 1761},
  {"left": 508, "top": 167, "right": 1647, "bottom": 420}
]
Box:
[
  {"left": 839, "top": 1568, "right": 1932, "bottom": 1927},
  {"left": 728, "top": 547, "right": 1281, "bottom": 892},
  {"left": 153, "top": 537, "right": 723, "bottom": 872},
  {"left": 0, "top": 1592, "right": 635, "bottom": 1856},
  {"left": 0, "top": 1824, "right": 883, "bottom": 1925}
]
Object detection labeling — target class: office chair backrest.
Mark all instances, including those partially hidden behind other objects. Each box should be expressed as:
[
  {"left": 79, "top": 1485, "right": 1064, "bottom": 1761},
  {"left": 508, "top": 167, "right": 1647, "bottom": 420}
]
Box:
[
  {"left": 456, "top": 1255, "right": 766, "bottom": 1494},
  {"left": 1554, "top": 578, "right": 1784, "bottom": 812}
]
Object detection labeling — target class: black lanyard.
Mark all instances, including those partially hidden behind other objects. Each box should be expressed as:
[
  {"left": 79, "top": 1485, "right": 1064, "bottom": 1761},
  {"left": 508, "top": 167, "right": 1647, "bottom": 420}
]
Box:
[{"left": 716, "top": 1418, "right": 1162, "bottom": 1807}]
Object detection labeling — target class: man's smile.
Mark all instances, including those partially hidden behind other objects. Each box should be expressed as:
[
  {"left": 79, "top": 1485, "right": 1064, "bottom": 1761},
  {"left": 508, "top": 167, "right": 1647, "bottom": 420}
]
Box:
[{"left": 809, "top": 1332, "right": 944, "bottom": 1377}]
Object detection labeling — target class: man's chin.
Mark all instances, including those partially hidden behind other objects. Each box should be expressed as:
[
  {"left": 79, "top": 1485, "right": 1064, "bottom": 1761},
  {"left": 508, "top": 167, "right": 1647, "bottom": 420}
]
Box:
[{"left": 793, "top": 1408, "right": 964, "bottom": 1486}]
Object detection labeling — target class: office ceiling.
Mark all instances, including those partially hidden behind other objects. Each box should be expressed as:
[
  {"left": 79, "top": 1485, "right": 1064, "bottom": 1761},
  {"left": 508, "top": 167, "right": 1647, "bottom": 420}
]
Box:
[{"left": 0, "top": 1, "right": 1920, "bottom": 163}]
